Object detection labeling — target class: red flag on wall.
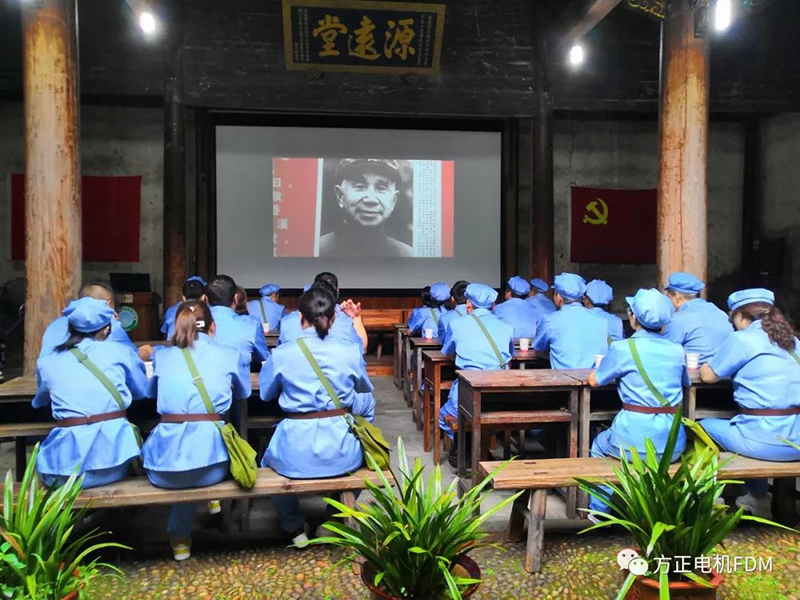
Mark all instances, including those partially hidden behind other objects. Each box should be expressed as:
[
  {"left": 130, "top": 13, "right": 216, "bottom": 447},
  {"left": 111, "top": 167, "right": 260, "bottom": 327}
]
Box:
[
  {"left": 570, "top": 186, "right": 657, "bottom": 264},
  {"left": 10, "top": 174, "right": 142, "bottom": 262}
]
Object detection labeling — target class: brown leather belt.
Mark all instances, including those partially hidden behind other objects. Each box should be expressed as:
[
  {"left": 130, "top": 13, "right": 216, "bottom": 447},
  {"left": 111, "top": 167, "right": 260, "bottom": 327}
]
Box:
[
  {"left": 57, "top": 409, "right": 128, "bottom": 428},
  {"left": 285, "top": 408, "right": 348, "bottom": 420},
  {"left": 161, "top": 414, "right": 224, "bottom": 423},
  {"left": 622, "top": 403, "right": 678, "bottom": 415},
  {"left": 740, "top": 407, "right": 800, "bottom": 417}
]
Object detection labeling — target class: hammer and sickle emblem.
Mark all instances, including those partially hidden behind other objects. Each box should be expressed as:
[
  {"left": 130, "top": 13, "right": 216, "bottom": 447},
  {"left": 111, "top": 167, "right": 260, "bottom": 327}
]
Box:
[{"left": 583, "top": 197, "right": 609, "bottom": 225}]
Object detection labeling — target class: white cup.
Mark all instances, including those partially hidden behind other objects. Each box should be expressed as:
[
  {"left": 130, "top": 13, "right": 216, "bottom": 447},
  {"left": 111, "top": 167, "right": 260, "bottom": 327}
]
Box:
[
  {"left": 519, "top": 338, "right": 531, "bottom": 352},
  {"left": 424, "top": 328, "right": 434, "bottom": 339},
  {"left": 594, "top": 354, "right": 605, "bottom": 369},
  {"left": 686, "top": 352, "right": 700, "bottom": 370},
  {"left": 145, "top": 361, "right": 154, "bottom": 379},
  {"left": 262, "top": 323, "right": 270, "bottom": 335}
]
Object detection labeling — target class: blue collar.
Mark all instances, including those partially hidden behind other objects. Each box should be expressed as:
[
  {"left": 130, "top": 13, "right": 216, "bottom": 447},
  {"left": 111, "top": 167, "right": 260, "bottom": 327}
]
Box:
[
  {"left": 745, "top": 320, "right": 764, "bottom": 332},
  {"left": 210, "top": 305, "right": 235, "bottom": 317},
  {"left": 632, "top": 329, "right": 663, "bottom": 340},
  {"left": 679, "top": 298, "right": 704, "bottom": 312},
  {"left": 471, "top": 307, "right": 492, "bottom": 317},
  {"left": 560, "top": 302, "right": 584, "bottom": 311}
]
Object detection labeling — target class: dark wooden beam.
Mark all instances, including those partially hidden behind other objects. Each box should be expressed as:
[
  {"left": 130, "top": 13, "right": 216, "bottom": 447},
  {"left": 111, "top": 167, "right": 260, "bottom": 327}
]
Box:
[{"left": 549, "top": 0, "right": 622, "bottom": 47}]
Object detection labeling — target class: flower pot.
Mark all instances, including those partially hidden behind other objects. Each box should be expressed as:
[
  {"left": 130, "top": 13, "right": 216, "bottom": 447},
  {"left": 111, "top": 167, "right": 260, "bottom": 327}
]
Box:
[
  {"left": 360, "top": 555, "right": 482, "bottom": 600},
  {"left": 625, "top": 570, "right": 723, "bottom": 599}
]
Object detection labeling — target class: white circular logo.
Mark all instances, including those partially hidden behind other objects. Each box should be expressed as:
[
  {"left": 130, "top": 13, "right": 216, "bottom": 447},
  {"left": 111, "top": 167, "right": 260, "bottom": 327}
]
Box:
[{"left": 118, "top": 306, "right": 139, "bottom": 332}]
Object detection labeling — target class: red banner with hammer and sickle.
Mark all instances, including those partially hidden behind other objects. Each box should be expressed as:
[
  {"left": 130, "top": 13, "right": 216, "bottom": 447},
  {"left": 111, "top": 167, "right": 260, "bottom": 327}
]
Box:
[{"left": 570, "top": 186, "right": 657, "bottom": 264}]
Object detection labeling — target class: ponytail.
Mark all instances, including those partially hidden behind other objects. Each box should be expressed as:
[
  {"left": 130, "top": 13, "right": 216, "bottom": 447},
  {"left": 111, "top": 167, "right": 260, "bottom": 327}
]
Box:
[
  {"left": 299, "top": 286, "right": 336, "bottom": 340},
  {"left": 55, "top": 326, "right": 106, "bottom": 353},
  {"left": 172, "top": 300, "right": 213, "bottom": 349},
  {"left": 734, "top": 302, "right": 797, "bottom": 352}
]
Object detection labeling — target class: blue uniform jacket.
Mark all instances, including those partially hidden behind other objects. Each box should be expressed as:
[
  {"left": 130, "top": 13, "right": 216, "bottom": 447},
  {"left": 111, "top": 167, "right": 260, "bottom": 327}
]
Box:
[
  {"left": 438, "top": 304, "right": 467, "bottom": 348},
  {"left": 33, "top": 338, "right": 147, "bottom": 476},
  {"left": 591, "top": 307, "right": 625, "bottom": 342},
  {"left": 410, "top": 306, "right": 448, "bottom": 338},
  {"left": 663, "top": 298, "right": 733, "bottom": 364},
  {"left": 142, "top": 333, "right": 251, "bottom": 472},
  {"left": 595, "top": 331, "right": 690, "bottom": 454},
  {"left": 247, "top": 297, "right": 286, "bottom": 333},
  {"left": 494, "top": 298, "right": 539, "bottom": 339},
  {"left": 525, "top": 293, "right": 556, "bottom": 326},
  {"left": 708, "top": 321, "right": 800, "bottom": 448},
  {"left": 407, "top": 307, "right": 427, "bottom": 333},
  {"left": 278, "top": 306, "right": 362, "bottom": 350},
  {"left": 259, "top": 328, "right": 375, "bottom": 478},
  {"left": 209, "top": 305, "right": 270, "bottom": 370},
  {"left": 40, "top": 316, "right": 138, "bottom": 357},
  {"left": 160, "top": 302, "right": 180, "bottom": 339},
  {"left": 533, "top": 303, "right": 609, "bottom": 369}
]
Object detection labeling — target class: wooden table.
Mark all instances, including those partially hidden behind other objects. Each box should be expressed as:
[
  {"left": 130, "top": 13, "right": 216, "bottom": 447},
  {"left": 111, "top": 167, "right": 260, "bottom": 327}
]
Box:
[
  {"left": 456, "top": 369, "right": 582, "bottom": 517},
  {"left": 408, "top": 337, "right": 442, "bottom": 429},
  {"left": 393, "top": 323, "right": 408, "bottom": 389}
]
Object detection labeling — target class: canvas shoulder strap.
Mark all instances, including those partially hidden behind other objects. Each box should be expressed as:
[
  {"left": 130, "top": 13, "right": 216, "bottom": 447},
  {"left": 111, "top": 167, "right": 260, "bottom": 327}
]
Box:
[
  {"left": 70, "top": 348, "right": 126, "bottom": 411},
  {"left": 789, "top": 349, "right": 800, "bottom": 367},
  {"left": 259, "top": 298, "right": 268, "bottom": 322},
  {"left": 181, "top": 347, "right": 217, "bottom": 415},
  {"left": 471, "top": 314, "right": 506, "bottom": 369},
  {"left": 627, "top": 339, "right": 669, "bottom": 407},
  {"left": 296, "top": 338, "right": 344, "bottom": 411},
  {"left": 429, "top": 307, "right": 440, "bottom": 327}
]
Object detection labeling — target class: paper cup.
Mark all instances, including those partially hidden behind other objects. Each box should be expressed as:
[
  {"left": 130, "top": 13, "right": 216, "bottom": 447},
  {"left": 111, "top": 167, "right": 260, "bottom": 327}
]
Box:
[
  {"left": 262, "top": 323, "right": 270, "bottom": 335},
  {"left": 424, "top": 328, "right": 434, "bottom": 339},
  {"left": 145, "top": 361, "right": 154, "bottom": 379},
  {"left": 686, "top": 352, "right": 700, "bottom": 370},
  {"left": 594, "top": 354, "right": 605, "bottom": 369},
  {"left": 519, "top": 338, "right": 531, "bottom": 352}
]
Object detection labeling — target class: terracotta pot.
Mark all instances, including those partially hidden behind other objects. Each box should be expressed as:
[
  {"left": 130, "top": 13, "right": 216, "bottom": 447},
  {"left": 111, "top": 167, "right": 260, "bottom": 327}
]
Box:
[
  {"left": 360, "top": 555, "right": 481, "bottom": 600},
  {"left": 625, "top": 570, "right": 723, "bottom": 599}
]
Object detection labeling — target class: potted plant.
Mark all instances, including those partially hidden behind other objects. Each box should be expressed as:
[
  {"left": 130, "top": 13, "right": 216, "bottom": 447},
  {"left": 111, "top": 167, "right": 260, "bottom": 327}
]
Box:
[
  {"left": 309, "top": 438, "right": 522, "bottom": 599},
  {"left": 0, "top": 444, "right": 128, "bottom": 599},
  {"left": 577, "top": 408, "right": 793, "bottom": 600}
]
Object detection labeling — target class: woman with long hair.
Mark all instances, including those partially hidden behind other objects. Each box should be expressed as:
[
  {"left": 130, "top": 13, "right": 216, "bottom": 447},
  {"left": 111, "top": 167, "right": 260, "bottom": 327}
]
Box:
[
  {"left": 700, "top": 288, "right": 800, "bottom": 518},
  {"left": 259, "top": 285, "right": 375, "bottom": 546},
  {"left": 33, "top": 297, "right": 147, "bottom": 488},
  {"left": 143, "top": 300, "right": 251, "bottom": 561}
]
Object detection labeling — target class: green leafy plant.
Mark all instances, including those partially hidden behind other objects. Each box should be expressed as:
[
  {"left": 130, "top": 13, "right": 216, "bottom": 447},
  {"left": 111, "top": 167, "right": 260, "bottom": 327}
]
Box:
[
  {"left": 309, "top": 437, "right": 522, "bottom": 599},
  {"left": 0, "top": 443, "right": 128, "bottom": 599},
  {"left": 577, "top": 407, "right": 793, "bottom": 600}
]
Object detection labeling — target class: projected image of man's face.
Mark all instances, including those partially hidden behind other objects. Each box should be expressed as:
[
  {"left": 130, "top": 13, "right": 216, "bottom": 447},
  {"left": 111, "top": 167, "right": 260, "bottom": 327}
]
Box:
[{"left": 335, "top": 171, "right": 399, "bottom": 227}]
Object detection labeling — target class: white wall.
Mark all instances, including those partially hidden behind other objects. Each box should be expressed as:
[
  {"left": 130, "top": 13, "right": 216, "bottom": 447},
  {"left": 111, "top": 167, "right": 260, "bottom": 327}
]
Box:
[
  {"left": 0, "top": 102, "right": 164, "bottom": 294},
  {"left": 552, "top": 118, "right": 745, "bottom": 313}
]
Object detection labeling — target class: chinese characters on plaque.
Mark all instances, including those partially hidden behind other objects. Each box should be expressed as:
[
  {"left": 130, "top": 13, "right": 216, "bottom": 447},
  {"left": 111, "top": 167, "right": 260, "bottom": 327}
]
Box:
[{"left": 282, "top": 0, "right": 446, "bottom": 74}]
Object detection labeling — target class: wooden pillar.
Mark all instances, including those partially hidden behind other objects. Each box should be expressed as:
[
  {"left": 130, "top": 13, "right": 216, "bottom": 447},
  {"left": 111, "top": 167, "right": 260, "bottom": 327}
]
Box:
[
  {"left": 530, "top": 37, "right": 555, "bottom": 283},
  {"left": 657, "top": 0, "right": 710, "bottom": 287},
  {"left": 163, "top": 32, "right": 186, "bottom": 306},
  {"left": 22, "top": 0, "right": 82, "bottom": 375}
]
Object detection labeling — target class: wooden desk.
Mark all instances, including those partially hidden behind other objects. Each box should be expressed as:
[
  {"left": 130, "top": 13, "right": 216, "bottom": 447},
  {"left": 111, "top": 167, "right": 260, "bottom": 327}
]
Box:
[
  {"left": 456, "top": 369, "right": 581, "bottom": 517},
  {"left": 402, "top": 330, "right": 413, "bottom": 407},
  {"left": 409, "top": 337, "right": 442, "bottom": 429},
  {"left": 393, "top": 323, "right": 408, "bottom": 389}
]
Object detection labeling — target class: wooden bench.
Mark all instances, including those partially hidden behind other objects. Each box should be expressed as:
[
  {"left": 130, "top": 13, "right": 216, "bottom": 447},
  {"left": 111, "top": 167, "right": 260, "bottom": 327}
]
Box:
[{"left": 479, "top": 454, "right": 800, "bottom": 573}]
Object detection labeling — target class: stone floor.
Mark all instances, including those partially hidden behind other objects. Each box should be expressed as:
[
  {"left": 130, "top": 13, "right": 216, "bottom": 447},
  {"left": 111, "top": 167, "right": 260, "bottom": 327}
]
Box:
[{"left": 3, "top": 376, "right": 800, "bottom": 599}]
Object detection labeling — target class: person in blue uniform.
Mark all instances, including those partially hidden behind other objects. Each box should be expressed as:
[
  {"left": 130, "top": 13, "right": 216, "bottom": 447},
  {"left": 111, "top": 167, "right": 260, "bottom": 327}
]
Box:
[
  {"left": 248, "top": 283, "right": 286, "bottom": 333},
  {"left": 663, "top": 272, "right": 732, "bottom": 363},
  {"left": 583, "top": 279, "right": 624, "bottom": 341},
  {"left": 408, "top": 282, "right": 449, "bottom": 338},
  {"left": 437, "top": 280, "right": 469, "bottom": 347},
  {"left": 143, "top": 300, "right": 251, "bottom": 561},
  {"left": 278, "top": 273, "right": 367, "bottom": 351},
  {"left": 407, "top": 286, "right": 432, "bottom": 333},
  {"left": 439, "top": 283, "right": 514, "bottom": 466},
  {"left": 259, "top": 285, "right": 375, "bottom": 545},
  {"left": 587, "top": 288, "right": 689, "bottom": 517},
  {"left": 699, "top": 289, "right": 800, "bottom": 519},
  {"left": 40, "top": 281, "right": 141, "bottom": 358},
  {"left": 533, "top": 273, "right": 609, "bottom": 369},
  {"left": 161, "top": 276, "right": 206, "bottom": 340},
  {"left": 494, "top": 276, "right": 539, "bottom": 339},
  {"left": 205, "top": 275, "right": 269, "bottom": 371},
  {"left": 33, "top": 297, "right": 147, "bottom": 488}
]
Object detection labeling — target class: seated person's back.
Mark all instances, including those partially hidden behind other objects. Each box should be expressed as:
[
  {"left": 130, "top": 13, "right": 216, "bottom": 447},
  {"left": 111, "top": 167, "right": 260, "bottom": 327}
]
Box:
[
  {"left": 493, "top": 276, "right": 539, "bottom": 339},
  {"left": 437, "top": 280, "right": 470, "bottom": 346},
  {"left": 583, "top": 279, "right": 624, "bottom": 341},
  {"left": 410, "top": 282, "right": 450, "bottom": 339},
  {"left": 525, "top": 278, "right": 556, "bottom": 326},
  {"left": 247, "top": 283, "right": 286, "bottom": 333},
  {"left": 162, "top": 276, "right": 206, "bottom": 340}
]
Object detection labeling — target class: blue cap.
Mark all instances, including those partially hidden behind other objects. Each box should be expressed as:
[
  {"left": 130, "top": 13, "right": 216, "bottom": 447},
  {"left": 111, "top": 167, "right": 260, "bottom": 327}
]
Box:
[
  {"left": 186, "top": 276, "right": 206, "bottom": 286},
  {"left": 665, "top": 272, "right": 705, "bottom": 295},
  {"left": 625, "top": 289, "right": 673, "bottom": 329},
  {"left": 530, "top": 278, "right": 549, "bottom": 293},
  {"left": 465, "top": 283, "right": 498, "bottom": 309},
  {"left": 727, "top": 288, "right": 775, "bottom": 312},
  {"left": 64, "top": 297, "right": 114, "bottom": 333},
  {"left": 585, "top": 280, "right": 613, "bottom": 306},
  {"left": 430, "top": 282, "right": 450, "bottom": 303},
  {"left": 508, "top": 276, "right": 531, "bottom": 297},
  {"left": 259, "top": 283, "right": 280, "bottom": 296},
  {"left": 553, "top": 273, "right": 586, "bottom": 301}
]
